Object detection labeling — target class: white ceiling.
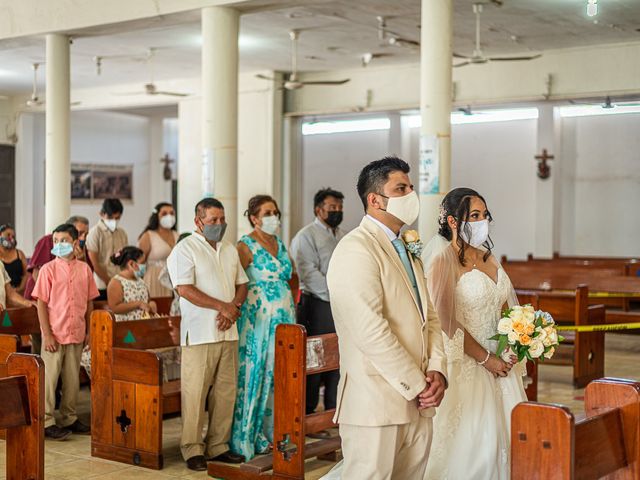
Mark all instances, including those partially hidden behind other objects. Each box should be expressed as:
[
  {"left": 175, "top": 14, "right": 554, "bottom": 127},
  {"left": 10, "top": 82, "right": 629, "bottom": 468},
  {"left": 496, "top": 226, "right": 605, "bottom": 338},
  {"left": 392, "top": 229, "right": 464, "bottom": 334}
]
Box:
[{"left": 0, "top": 0, "right": 639, "bottom": 95}]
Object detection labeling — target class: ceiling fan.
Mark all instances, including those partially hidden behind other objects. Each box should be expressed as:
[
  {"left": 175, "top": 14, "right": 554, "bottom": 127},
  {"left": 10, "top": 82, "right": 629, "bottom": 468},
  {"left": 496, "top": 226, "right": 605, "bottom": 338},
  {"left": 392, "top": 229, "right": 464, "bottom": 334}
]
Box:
[
  {"left": 569, "top": 96, "right": 640, "bottom": 109},
  {"left": 454, "top": 3, "right": 541, "bottom": 67},
  {"left": 112, "top": 48, "right": 189, "bottom": 97},
  {"left": 376, "top": 16, "right": 419, "bottom": 49},
  {"left": 256, "top": 30, "right": 350, "bottom": 90},
  {"left": 25, "top": 63, "right": 80, "bottom": 107}
]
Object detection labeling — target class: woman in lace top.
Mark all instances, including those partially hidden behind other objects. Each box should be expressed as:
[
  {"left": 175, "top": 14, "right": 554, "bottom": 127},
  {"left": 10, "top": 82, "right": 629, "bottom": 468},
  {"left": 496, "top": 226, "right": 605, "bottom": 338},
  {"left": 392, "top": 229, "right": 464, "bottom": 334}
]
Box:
[
  {"left": 422, "top": 188, "right": 527, "bottom": 480},
  {"left": 107, "top": 246, "right": 157, "bottom": 321}
]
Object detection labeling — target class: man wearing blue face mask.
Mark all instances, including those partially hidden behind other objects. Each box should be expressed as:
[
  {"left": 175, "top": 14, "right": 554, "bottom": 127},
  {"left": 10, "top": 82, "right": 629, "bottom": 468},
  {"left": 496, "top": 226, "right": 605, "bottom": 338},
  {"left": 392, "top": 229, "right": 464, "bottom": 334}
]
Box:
[
  {"left": 25, "top": 215, "right": 92, "bottom": 356},
  {"left": 167, "top": 197, "right": 249, "bottom": 471},
  {"left": 32, "top": 223, "right": 99, "bottom": 440}
]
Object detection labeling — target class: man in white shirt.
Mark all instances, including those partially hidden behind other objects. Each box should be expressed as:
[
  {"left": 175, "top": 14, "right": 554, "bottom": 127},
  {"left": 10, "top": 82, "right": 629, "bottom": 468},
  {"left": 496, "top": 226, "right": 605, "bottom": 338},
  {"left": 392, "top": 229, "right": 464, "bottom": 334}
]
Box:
[
  {"left": 167, "top": 197, "right": 248, "bottom": 471},
  {"left": 290, "top": 188, "right": 345, "bottom": 421}
]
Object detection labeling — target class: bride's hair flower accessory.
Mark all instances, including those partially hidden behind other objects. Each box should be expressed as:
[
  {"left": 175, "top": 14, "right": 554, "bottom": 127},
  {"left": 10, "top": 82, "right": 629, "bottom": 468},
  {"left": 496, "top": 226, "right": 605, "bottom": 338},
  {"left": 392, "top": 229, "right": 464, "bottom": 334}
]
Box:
[
  {"left": 402, "top": 229, "right": 424, "bottom": 259},
  {"left": 438, "top": 205, "right": 447, "bottom": 225}
]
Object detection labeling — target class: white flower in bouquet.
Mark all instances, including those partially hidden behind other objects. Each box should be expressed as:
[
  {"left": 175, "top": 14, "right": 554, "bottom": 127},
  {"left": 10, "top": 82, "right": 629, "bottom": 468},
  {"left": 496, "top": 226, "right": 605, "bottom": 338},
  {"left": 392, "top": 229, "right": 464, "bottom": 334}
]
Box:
[
  {"left": 535, "top": 326, "right": 548, "bottom": 343},
  {"left": 497, "top": 318, "right": 512, "bottom": 335},
  {"left": 543, "top": 346, "right": 555, "bottom": 359},
  {"left": 544, "top": 325, "right": 559, "bottom": 344},
  {"left": 523, "top": 305, "right": 536, "bottom": 324},
  {"left": 507, "top": 331, "right": 519, "bottom": 344},
  {"left": 528, "top": 339, "right": 545, "bottom": 358}
]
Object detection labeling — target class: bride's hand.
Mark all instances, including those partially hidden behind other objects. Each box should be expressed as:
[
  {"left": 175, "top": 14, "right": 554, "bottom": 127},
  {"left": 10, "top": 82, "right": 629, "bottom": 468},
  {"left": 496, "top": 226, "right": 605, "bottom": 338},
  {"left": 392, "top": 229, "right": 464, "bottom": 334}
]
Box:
[{"left": 483, "top": 355, "right": 512, "bottom": 377}]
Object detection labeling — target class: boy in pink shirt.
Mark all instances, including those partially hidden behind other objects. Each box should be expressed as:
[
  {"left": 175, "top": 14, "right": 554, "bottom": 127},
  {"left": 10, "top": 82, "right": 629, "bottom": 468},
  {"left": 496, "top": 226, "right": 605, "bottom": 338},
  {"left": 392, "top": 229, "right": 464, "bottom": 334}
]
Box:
[{"left": 32, "top": 223, "right": 99, "bottom": 440}]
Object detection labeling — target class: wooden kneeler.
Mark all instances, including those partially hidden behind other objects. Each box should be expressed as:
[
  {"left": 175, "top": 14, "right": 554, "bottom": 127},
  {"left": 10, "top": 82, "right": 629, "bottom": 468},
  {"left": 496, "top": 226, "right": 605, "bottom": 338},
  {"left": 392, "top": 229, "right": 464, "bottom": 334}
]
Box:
[
  {"left": 208, "top": 324, "right": 341, "bottom": 480},
  {"left": 512, "top": 378, "right": 640, "bottom": 480},
  {"left": 1, "top": 352, "right": 45, "bottom": 480}
]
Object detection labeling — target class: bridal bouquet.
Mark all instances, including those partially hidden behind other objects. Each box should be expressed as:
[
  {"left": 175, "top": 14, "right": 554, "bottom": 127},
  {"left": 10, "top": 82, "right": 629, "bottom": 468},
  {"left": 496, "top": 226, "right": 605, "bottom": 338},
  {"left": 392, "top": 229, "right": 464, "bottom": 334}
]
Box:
[{"left": 489, "top": 305, "right": 564, "bottom": 362}]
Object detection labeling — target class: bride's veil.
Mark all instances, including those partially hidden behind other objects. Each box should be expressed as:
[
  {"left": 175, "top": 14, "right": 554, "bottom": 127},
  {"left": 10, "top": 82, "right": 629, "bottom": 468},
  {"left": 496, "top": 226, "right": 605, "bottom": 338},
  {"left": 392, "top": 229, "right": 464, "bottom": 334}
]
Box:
[{"left": 421, "top": 234, "right": 463, "bottom": 340}]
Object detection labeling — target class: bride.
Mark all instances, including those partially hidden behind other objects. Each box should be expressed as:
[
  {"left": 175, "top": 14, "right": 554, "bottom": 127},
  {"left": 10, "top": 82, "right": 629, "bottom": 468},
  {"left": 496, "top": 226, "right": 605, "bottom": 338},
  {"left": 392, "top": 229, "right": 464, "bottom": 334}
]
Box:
[{"left": 422, "top": 187, "right": 527, "bottom": 480}]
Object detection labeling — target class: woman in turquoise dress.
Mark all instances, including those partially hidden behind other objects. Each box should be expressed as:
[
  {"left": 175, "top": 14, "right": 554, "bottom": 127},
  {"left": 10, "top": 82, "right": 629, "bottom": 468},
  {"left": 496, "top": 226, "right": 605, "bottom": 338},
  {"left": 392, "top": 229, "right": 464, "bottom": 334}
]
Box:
[{"left": 230, "top": 194, "right": 296, "bottom": 460}]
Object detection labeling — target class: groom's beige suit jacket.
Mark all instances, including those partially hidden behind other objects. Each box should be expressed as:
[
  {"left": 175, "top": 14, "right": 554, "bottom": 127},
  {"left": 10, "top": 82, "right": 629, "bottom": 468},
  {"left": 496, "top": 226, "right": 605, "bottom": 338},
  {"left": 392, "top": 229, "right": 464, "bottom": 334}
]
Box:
[{"left": 327, "top": 216, "right": 447, "bottom": 427}]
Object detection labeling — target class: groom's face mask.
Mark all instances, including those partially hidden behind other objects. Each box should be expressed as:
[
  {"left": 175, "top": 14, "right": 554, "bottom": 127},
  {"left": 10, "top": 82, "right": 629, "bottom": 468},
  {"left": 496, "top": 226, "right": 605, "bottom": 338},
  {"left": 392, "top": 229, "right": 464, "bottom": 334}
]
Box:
[{"left": 375, "top": 172, "right": 420, "bottom": 226}]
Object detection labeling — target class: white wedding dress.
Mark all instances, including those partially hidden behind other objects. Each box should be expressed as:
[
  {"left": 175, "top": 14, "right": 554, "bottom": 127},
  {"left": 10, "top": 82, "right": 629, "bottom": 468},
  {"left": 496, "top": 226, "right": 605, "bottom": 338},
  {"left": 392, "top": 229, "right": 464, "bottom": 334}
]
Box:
[{"left": 424, "top": 267, "right": 527, "bottom": 480}]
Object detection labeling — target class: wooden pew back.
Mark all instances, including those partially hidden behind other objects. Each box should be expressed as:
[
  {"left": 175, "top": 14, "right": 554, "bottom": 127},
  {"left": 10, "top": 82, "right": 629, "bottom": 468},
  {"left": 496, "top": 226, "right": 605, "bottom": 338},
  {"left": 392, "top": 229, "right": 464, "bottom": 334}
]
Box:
[
  {"left": 1, "top": 353, "right": 44, "bottom": 480},
  {"left": 0, "top": 307, "right": 41, "bottom": 376},
  {"left": 90, "top": 310, "right": 181, "bottom": 470},
  {"left": 94, "top": 296, "right": 174, "bottom": 315},
  {"left": 516, "top": 286, "right": 605, "bottom": 388},
  {"left": 207, "top": 324, "right": 341, "bottom": 480},
  {"left": 512, "top": 377, "right": 640, "bottom": 480}
]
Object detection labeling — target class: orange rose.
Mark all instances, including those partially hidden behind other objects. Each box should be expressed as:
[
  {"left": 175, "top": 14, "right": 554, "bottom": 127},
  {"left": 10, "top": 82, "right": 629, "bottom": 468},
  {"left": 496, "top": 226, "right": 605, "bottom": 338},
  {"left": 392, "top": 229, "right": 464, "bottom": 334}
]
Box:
[
  {"left": 512, "top": 320, "right": 526, "bottom": 334},
  {"left": 525, "top": 323, "right": 535, "bottom": 335},
  {"left": 519, "top": 334, "right": 532, "bottom": 345}
]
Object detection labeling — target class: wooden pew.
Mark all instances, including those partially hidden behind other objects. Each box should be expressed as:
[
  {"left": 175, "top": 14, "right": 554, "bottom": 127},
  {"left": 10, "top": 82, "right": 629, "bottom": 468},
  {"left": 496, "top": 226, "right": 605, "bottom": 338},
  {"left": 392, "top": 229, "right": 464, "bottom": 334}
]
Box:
[
  {"left": 505, "top": 264, "right": 640, "bottom": 311},
  {"left": 90, "top": 310, "right": 181, "bottom": 470},
  {"left": 516, "top": 286, "right": 605, "bottom": 388},
  {"left": 1, "top": 352, "right": 45, "bottom": 480},
  {"left": 0, "top": 307, "right": 41, "bottom": 374},
  {"left": 518, "top": 253, "right": 640, "bottom": 277},
  {"left": 207, "top": 324, "right": 341, "bottom": 480},
  {"left": 512, "top": 377, "right": 640, "bottom": 479}
]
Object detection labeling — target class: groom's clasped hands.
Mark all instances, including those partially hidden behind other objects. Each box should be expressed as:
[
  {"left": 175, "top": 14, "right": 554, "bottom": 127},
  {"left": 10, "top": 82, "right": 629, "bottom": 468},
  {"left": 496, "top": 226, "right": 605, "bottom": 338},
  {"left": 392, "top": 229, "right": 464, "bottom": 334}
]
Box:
[{"left": 417, "top": 371, "right": 446, "bottom": 409}]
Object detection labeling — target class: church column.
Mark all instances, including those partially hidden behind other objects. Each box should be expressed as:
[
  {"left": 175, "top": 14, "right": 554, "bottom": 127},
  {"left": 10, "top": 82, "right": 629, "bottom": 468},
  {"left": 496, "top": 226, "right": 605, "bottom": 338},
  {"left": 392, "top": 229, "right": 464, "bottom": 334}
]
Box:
[
  {"left": 45, "top": 33, "right": 71, "bottom": 232},
  {"left": 418, "top": 0, "right": 453, "bottom": 239},
  {"left": 201, "top": 6, "right": 240, "bottom": 239},
  {"left": 534, "top": 105, "right": 562, "bottom": 257}
]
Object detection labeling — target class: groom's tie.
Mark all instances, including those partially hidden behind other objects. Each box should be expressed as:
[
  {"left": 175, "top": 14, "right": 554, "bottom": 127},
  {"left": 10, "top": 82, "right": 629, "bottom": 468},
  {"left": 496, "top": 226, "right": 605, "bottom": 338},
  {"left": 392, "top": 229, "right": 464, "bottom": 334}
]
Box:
[{"left": 391, "top": 238, "right": 423, "bottom": 314}]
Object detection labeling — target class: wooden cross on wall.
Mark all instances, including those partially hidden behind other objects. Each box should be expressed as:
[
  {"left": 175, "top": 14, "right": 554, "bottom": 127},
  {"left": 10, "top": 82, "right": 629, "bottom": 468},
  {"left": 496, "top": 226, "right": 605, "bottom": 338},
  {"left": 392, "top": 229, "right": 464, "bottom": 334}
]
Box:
[
  {"left": 535, "top": 149, "right": 554, "bottom": 180},
  {"left": 160, "top": 154, "right": 174, "bottom": 181}
]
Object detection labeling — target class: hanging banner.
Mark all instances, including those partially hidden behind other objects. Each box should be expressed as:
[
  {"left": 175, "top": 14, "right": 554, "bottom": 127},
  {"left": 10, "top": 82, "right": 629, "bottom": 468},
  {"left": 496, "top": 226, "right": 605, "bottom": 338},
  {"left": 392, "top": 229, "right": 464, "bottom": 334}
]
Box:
[
  {"left": 419, "top": 134, "right": 439, "bottom": 195},
  {"left": 201, "top": 148, "right": 214, "bottom": 198}
]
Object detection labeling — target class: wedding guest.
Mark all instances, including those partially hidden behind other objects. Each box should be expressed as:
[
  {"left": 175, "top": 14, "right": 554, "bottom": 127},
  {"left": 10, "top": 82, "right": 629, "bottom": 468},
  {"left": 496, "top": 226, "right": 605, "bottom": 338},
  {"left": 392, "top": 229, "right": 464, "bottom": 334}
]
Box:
[
  {"left": 138, "top": 202, "right": 178, "bottom": 297},
  {"left": 87, "top": 199, "right": 128, "bottom": 300},
  {"left": 167, "top": 197, "right": 248, "bottom": 471},
  {"left": 32, "top": 223, "right": 99, "bottom": 440},
  {"left": 230, "top": 195, "right": 296, "bottom": 460},
  {"left": 24, "top": 216, "right": 90, "bottom": 355},
  {"left": 290, "top": 188, "right": 345, "bottom": 422},
  {"left": 0, "top": 224, "right": 28, "bottom": 294}
]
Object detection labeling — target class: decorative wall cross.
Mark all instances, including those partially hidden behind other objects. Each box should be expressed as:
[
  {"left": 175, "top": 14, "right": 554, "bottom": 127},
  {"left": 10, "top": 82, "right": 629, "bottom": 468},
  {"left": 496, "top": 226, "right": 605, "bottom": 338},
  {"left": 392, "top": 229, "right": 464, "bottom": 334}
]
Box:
[
  {"left": 535, "top": 149, "right": 554, "bottom": 180},
  {"left": 160, "top": 153, "right": 174, "bottom": 181}
]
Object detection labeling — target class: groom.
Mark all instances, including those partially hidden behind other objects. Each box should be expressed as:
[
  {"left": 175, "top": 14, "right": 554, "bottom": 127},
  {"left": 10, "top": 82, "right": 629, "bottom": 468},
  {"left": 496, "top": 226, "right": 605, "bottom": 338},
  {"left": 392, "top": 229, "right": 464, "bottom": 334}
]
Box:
[{"left": 327, "top": 156, "right": 447, "bottom": 479}]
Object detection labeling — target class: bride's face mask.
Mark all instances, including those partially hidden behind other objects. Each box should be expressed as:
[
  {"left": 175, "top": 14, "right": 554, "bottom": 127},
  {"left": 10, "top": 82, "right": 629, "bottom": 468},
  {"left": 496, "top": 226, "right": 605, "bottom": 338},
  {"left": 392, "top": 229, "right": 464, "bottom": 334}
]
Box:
[{"left": 451, "top": 197, "right": 491, "bottom": 248}]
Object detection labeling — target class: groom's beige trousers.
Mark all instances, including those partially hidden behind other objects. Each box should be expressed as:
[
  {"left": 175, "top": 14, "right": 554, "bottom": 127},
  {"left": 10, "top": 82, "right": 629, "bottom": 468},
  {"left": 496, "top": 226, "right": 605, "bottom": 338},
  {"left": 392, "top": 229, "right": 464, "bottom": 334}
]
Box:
[{"left": 339, "top": 416, "right": 433, "bottom": 480}]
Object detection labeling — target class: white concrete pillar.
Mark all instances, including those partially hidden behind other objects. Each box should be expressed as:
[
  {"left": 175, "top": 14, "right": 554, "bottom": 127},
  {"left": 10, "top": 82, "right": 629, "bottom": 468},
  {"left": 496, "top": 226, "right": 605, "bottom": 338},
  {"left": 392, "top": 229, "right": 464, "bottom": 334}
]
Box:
[
  {"left": 534, "top": 105, "right": 562, "bottom": 257},
  {"left": 178, "top": 98, "right": 202, "bottom": 233},
  {"left": 418, "top": 0, "right": 453, "bottom": 240},
  {"left": 45, "top": 33, "right": 71, "bottom": 232},
  {"left": 201, "top": 6, "right": 240, "bottom": 239}
]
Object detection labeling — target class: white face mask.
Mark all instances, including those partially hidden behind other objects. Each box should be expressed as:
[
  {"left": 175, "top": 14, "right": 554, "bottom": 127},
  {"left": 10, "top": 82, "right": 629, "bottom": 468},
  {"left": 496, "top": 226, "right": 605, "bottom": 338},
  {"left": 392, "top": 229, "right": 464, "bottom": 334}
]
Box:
[
  {"left": 159, "top": 214, "right": 176, "bottom": 229},
  {"left": 103, "top": 218, "right": 118, "bottom": 232},
  {"left": 260, "top": 215, "right": 280, "bottom": 236},
  {"left": 382, "top": 191, "right": 420, "bottom": 226},
  {"left": 459, "top": 219, "right": 489, "bottom": 248}
]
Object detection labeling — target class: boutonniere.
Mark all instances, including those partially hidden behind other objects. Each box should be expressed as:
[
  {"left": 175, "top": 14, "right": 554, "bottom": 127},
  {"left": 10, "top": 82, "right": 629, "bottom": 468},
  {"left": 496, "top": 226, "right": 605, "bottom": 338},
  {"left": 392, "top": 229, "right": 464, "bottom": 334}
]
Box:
[{"left": 402, "top": 229, "right": 424, "bottom": 259}]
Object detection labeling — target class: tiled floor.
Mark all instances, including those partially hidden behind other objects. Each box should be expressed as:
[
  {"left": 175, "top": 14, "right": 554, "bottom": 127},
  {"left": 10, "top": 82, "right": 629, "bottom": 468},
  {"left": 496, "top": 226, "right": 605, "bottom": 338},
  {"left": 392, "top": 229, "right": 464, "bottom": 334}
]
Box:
[{"left": 0, "top": 334, "right": 637, "bottom": 479}]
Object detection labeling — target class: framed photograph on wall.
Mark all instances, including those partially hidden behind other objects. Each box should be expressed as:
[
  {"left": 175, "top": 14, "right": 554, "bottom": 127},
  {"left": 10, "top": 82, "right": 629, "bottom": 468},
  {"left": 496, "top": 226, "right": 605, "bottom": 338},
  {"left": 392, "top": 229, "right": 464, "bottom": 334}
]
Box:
[
  {"left": 70, "top": 163, "right": 133, "bottom": 201},
  {"left": 71, "top": 166, "right": 92, "bottom": 200}
]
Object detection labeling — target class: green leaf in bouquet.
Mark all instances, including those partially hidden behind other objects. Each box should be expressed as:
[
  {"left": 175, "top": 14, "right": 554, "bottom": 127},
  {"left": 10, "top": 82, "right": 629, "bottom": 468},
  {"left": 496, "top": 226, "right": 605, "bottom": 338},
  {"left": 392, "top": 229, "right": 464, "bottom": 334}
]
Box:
[
  {"left": 558, "top": 335, "right": 565, "bottom": 343},
  {"left": 496, "top": 335, "right": 508, "bottom": 357},
  {"left": 489, "top": 334, "right": 501, "bottom": 341},
  {"left": 534, "top": 317, "right": 543, "bottom": 328},
  {"left": 517, "top": 348, "right": 527, "bottom": 362}
]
